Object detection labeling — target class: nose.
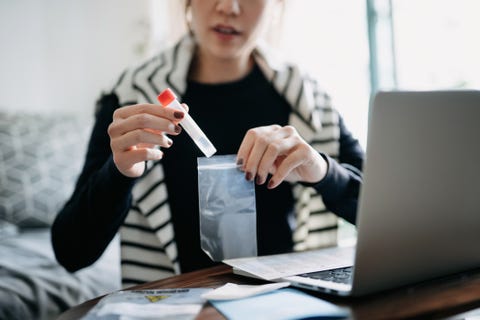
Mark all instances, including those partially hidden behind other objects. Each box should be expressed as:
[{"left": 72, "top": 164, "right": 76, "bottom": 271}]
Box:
[{"left": 216, "top": 0, "right": 241, "bottom": 16}]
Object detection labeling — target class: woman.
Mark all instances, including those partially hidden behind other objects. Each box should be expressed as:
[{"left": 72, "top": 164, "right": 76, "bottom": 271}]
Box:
[{"left": 52, "top": 0, "right": 364, "bottom": 287}]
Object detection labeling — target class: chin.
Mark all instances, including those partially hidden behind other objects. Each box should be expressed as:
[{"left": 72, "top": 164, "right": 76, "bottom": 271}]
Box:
[{"left": 208, "top": 45, "right": 246, "bottom": 61}]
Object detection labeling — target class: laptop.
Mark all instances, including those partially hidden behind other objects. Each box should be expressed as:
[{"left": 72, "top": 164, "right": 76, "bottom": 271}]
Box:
[{"left": 226, "top": 90, "right": 480, "bottom": 296}]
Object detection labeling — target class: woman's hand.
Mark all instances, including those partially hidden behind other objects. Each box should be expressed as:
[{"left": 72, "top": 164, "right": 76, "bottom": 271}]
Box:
[
  {"left": 107, "top": 103, "right": 186, "bottom": 177},
  {"left": 236, "top": 125, "right": 328, "bottom": 189}
]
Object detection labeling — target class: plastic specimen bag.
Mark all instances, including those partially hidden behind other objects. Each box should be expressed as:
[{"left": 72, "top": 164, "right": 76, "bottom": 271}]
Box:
[{"left": 197, "top": 154, "right": 257, "bottom": 261}]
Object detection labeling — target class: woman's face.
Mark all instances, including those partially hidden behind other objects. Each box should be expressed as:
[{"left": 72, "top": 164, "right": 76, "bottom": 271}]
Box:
[{"left": 189, "top": 0, "right": 278, "bottom": 63}]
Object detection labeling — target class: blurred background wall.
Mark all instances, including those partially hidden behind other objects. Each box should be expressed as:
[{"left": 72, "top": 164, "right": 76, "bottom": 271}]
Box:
[{"left": 0, "top": 0, "right": 159, "bottom": 114}]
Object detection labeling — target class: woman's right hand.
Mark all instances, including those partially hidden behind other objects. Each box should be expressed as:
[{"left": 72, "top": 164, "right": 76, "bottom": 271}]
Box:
[{"left": 107, "top": 103, "right": 185, "bottom": 177}]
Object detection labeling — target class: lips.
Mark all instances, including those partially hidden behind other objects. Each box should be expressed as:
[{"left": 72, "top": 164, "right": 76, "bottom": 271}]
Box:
[{"left": 212, "top": 24, "right": 241, "bottom": 36}]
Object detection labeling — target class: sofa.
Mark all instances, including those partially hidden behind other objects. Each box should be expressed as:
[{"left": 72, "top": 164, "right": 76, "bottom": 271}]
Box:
[{"left": 0, "top": 111, "right": 120, "bottom": 320}]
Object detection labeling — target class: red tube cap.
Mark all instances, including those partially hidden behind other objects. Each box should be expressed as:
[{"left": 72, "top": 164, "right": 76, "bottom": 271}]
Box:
[{"left": 157, "top": 88, "right": 176, "bottom": 107}]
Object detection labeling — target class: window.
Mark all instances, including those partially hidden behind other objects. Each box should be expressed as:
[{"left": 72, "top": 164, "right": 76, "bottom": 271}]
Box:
[
  {"left": 391, "top": 0, "right": 480, "bottom": 90},
  {"left": 369, "top": 0, "right": 480, "bottom": 91}
]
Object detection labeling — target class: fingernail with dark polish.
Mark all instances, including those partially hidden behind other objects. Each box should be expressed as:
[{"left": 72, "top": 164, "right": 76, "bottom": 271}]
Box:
[
  {"left": 245, "top": 172, "right": 252, "bottom": 181},
  {"left": 236, "top": 158, "right": 243, "bottom": 166},
  {"left": 167, "top": 138, "right": 173, "bottom": 146},
  {"left": 256, "top": 175, "right": 264, "bottom": 185},
  {"left": 174, "top": 125, "right": 182, "bottom": 133},
  {"left": 174, "top": 111, "right": 184, "bottom": 119},
  {"left": 267, "top": 179, "right": 275, "bottom": 189}
]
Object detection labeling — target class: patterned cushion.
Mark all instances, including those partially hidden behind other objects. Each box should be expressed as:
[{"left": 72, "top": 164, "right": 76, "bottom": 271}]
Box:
[{"left": 0, "top": 112, "right": 92, "bottom": 228}]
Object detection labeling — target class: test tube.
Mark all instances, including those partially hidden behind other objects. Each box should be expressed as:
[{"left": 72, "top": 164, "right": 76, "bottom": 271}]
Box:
[{"left": 157, "top": 88, "right": 217, "bottom": 158}]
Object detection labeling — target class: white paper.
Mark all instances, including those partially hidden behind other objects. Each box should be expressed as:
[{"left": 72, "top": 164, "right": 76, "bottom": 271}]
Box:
[
  {"left": 97, "top": 302, "right": 202, "bottom": 319},
  {"left": 82, "top": 288, "right": 212, "bottom": 320},
  {"left": 223, "top": 245, "right": 355, "bottom": 280},
  {"left": 201, "top": 282, "right": 290, "bottom": 300}
]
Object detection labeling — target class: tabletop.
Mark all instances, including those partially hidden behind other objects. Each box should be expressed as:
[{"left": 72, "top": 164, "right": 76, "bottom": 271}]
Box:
[{"left": 58, "top": 264, "right": 480, "bottom": 319}]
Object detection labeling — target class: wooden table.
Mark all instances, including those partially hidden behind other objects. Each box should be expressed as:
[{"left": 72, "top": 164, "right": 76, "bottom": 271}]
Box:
[{"left": 59, "top": 264, "right": 480, "bottom": 319}]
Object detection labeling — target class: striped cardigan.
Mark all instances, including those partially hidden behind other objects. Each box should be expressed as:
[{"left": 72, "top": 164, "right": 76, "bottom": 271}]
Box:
[{"left": 112, "top": 35, "right": 342, "bottom": 287}]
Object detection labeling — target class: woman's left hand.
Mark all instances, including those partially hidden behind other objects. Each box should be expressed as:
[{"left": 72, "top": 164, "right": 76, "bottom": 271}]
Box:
[{"left": 236, "top": 125, "right": 328, "bottom": 189}]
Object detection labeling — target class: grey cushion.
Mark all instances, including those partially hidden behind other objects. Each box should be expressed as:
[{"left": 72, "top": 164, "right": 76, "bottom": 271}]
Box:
[
  {"left": 0, "top": 229, "right": 121, "bottom": 320},
  {"left": 0, "top": 112, "right": 91, "bottom": 228}
]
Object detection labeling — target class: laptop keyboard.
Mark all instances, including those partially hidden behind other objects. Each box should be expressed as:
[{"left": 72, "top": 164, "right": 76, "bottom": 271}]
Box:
[{"left": 299, "top": 266, "right": 353, "bottom": 284}]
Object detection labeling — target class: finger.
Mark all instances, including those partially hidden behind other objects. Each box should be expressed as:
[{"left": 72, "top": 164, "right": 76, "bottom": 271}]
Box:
[
  {"left": 237, "top": 125, "right": 282, "bottom": 170},
  {"left": 109, "top": 113, "right": 182, "bottom": 138},
  {"left": 136, "top": 142, "right": 177, "bottom": 152},
  {"left": 267, "top": 149, "right": 305, "bottom": 189},
  {"left": 113, "top": 103, "right": 185, "bottom": 121},
  {"left": 128, "top": 147, "right": 164, "bottom": 162},
  {"left": 236, "top": 129, "right": 257, "bottom": 170},
  {"left": 256, "top": 137, "right": 298, "bottom": 185},
  {"left": 111, "top": 129, "right": 174, "bottom": 152},
  {"left": 240, "top": 130, "right": 270, "bottom": 181},
  {"left": 117, "top": 147, "right": 164, "bottom": 167},
  {"left": 136, "top": 143, "right": 157, "bottom": 149},
  {"left": 241, "top": 125, "right": 288, "bottom": 181},
  {"left": 142, "top": 124, "right": 182, "bottom": 136},
  {"left": 181, "top": 103, "right": 189, "bottom": 112}
]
